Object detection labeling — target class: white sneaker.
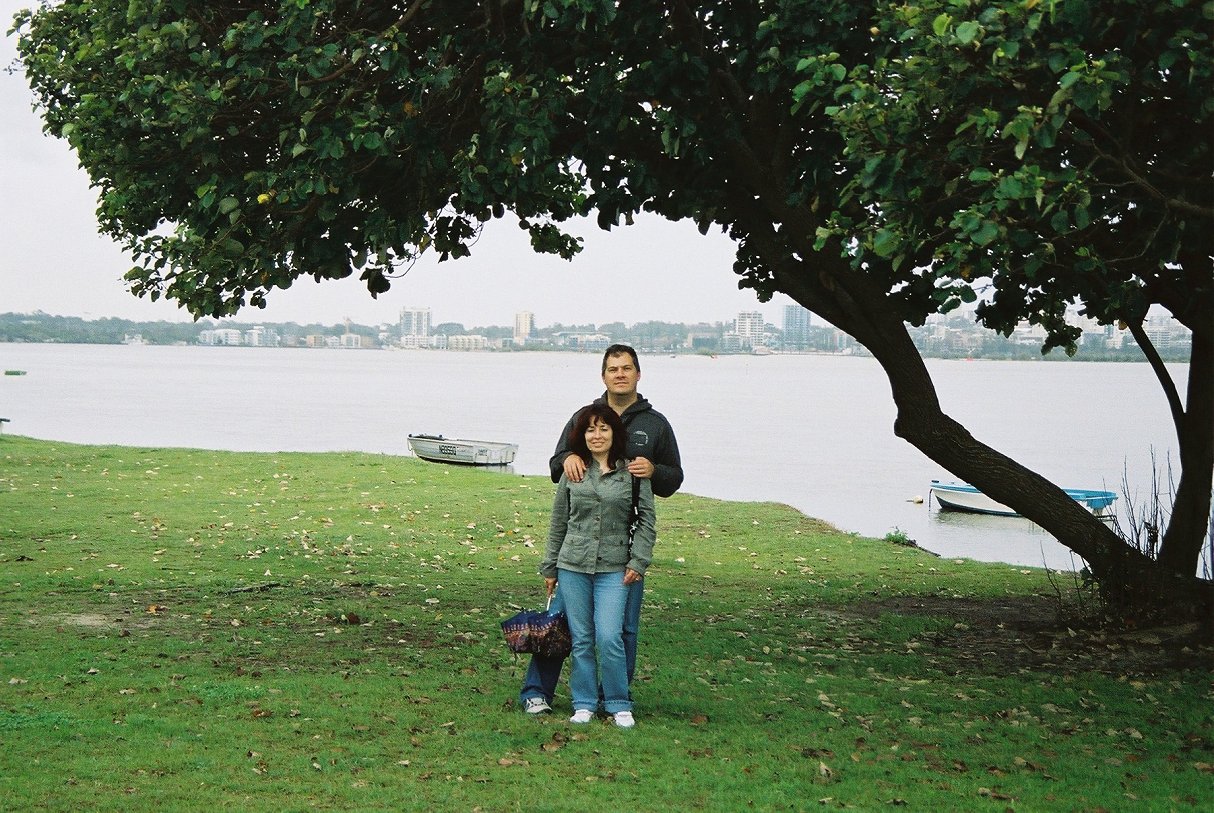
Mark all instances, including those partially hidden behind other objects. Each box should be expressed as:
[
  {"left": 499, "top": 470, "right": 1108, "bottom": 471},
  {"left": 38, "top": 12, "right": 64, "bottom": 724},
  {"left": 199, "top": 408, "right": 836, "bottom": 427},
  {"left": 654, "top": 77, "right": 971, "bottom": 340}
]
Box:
[
  {"left": 523, "top": 697, "right": 551, "bottom": 715},
  {"left": 569, "top": 709, "right": 594, "bottom": 724},
  {"left": 613, "top": 711, "right": 635, "bottom": 729}
]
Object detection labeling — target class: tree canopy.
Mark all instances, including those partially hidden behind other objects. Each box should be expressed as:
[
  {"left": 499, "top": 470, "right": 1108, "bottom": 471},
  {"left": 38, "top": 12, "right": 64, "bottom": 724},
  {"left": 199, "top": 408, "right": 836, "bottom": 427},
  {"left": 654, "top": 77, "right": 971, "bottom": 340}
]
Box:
[
  {"left": 15, "top": 0, "right": 1212, "bottom": 618},
  {"left": 825, "top": 0, "right": 1211, "bottom": 351}
]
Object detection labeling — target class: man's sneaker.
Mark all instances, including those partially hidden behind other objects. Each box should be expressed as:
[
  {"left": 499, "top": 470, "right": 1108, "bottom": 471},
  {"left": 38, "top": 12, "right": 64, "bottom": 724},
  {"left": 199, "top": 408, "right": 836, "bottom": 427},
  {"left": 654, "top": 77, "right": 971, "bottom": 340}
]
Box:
[
  {"left": 523, "top": 697, "right": 551, "bottom": 715},
  {"left": 613, "top": 711, "right": 635, "bottom": 729},
  {"left": 569, "top": 709, "right": 594, "bottom": 724}
]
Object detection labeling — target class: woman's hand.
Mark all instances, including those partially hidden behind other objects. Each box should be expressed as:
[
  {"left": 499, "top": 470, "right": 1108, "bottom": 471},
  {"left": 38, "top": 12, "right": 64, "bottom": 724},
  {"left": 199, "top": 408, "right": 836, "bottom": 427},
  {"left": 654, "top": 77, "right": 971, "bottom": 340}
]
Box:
[
  {"left": 622, "top": 568, "right": 643, "bottom": 585},
  {"left": 544, "top": 577, "right": 558, "bottom": 597}
]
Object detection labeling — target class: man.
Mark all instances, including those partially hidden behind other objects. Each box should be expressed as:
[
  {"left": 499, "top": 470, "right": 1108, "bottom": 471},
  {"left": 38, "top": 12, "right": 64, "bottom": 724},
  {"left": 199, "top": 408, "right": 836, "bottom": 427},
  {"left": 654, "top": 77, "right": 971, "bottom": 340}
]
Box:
[{"left": 520, "top": 344, "right": 683, "bottom": 714}]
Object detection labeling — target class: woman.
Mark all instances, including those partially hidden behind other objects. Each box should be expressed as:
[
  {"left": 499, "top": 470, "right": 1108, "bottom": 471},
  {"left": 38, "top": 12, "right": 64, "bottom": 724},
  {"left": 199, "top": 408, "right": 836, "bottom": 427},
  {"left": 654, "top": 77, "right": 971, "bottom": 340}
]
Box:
[{"left": 540, "top": 403, "right": 656, "bottom": 728}]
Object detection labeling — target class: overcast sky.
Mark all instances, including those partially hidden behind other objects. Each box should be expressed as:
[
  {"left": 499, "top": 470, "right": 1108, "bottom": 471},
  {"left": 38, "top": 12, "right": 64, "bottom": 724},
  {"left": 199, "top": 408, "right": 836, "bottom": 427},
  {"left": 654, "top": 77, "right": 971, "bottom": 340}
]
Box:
[{"left": 1, "top": 2, "right": 797, "bottom": 329}]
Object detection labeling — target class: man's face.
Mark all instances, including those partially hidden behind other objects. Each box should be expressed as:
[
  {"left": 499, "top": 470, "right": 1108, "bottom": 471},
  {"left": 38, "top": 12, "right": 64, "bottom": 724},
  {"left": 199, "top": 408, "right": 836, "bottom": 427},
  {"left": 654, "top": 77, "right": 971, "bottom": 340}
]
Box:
[{"left": 602, "top": 353, "right": 640, "bottom": 398}]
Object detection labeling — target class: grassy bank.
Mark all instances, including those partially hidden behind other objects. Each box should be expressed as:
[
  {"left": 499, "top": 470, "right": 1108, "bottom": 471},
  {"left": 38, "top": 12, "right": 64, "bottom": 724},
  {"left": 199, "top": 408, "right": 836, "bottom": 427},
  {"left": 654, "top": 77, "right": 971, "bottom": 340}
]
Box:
[{"left": 1, "top": 436, "right": 1210, "bottom": 811}]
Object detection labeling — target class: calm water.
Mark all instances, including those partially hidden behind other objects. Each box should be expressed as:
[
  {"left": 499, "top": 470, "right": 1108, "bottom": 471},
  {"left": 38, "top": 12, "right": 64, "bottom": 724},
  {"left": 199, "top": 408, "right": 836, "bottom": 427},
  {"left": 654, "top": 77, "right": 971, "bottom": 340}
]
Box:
[{"left": 0, "top": 344, "right": 1190, "bottom": 570}]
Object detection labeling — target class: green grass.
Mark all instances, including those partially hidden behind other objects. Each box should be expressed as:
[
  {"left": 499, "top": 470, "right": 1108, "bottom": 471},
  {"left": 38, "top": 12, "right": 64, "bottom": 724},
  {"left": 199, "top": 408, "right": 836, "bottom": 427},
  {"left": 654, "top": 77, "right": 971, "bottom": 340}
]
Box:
[{"left": 1, "top": 435, "right": 1210, "bottom": 812}]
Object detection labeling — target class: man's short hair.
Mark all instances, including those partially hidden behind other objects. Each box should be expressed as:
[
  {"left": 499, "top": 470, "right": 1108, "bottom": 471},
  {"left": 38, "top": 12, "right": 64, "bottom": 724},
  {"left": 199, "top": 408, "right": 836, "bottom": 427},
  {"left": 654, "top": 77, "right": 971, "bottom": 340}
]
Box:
[{"left": 601, "top": 344, "right": 640, "bottom": 375}]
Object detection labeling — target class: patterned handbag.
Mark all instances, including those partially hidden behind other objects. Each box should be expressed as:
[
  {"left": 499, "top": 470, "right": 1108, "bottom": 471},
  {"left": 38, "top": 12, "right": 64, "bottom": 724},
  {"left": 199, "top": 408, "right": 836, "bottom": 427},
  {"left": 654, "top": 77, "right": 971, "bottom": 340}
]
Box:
[{"left": 500, "top": 595, "right": 572, "bottom": 658}]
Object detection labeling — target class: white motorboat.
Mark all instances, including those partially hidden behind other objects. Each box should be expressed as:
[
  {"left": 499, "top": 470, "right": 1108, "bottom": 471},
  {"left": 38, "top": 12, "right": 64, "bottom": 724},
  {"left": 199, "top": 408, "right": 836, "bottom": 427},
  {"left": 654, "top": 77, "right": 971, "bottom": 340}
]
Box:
[
  {"left": 407, "top": 434, "right": 518, "bottom": 466},
  {"left": 929, "top": 480, "right": 1117, "bottom": 518}
]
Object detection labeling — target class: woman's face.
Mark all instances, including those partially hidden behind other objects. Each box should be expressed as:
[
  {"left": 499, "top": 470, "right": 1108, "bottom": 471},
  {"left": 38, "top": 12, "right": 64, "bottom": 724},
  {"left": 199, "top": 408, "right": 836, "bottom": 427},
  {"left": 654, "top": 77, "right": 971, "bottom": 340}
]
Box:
[{"left": 585, "top": 417, "right": 613, "bottom": 456}]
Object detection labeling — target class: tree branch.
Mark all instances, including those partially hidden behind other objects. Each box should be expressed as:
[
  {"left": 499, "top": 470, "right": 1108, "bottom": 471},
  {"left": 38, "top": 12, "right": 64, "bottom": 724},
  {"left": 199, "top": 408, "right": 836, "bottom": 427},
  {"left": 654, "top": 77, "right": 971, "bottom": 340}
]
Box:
[{"left": 1127, "top": 316, "right": 1187, "bottom": 437}]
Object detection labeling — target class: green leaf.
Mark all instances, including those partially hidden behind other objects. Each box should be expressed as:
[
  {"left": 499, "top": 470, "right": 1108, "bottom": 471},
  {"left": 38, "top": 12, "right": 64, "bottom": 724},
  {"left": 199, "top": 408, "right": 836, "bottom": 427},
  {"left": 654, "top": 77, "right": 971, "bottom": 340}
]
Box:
[
  {"left": 872, "top": 228, "right": 900, "bottom": 258},
  {"left": 218, "top": 196, "right": 239, "bottom": 214},
  {"left": 1073, "top": 205, "right": 1091, "bottom": 229},
  {"left": 971, "top": 221, "right": 999, "bottom": 246},
  {"left": 956, "top": 21, "right": 980, "bottom": 44},
  {"left": 932, "top": 14, "right": 952, "bottom": 37}
]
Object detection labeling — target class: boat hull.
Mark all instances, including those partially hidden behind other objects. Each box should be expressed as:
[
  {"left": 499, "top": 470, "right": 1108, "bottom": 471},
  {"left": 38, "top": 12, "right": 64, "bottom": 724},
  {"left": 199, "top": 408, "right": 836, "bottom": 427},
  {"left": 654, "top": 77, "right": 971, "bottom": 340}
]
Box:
[
  {"left": 407, "top": 434, "right": 518, "bottom": 466},
  {"left": 929, "top": 481, "right": 1117, "bottom": 518}
]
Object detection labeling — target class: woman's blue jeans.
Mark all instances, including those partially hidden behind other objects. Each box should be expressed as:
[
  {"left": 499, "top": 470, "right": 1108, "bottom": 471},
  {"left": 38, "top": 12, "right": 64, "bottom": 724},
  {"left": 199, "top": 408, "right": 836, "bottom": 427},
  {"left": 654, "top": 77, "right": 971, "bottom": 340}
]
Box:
[
  {"left": 555, "top": 568, "right": 632, "bottom": 713},
  {"left": 519, "top": 579, "right": 643, "bottom": 707}
]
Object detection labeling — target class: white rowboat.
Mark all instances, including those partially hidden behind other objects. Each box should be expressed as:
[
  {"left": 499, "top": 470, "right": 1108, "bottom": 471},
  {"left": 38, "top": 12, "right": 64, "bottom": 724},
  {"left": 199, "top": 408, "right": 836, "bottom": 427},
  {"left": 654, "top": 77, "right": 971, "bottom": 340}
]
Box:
[
  {"left": 407, "top": 434, "right": 518, "bottom": 466},
  {"left": 929, "top": 480, "right": 1117, "bottom": 518}
]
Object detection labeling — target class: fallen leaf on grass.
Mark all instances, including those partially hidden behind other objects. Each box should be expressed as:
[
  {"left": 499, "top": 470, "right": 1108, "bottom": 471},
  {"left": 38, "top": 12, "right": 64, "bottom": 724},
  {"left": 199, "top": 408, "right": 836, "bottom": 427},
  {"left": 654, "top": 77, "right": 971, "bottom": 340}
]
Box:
[
  {"left": 794, "top": 746, "right": 834, "bottom": 759},
  {"left": 540, "top": 732, "right": 567, "bottom": 752}
]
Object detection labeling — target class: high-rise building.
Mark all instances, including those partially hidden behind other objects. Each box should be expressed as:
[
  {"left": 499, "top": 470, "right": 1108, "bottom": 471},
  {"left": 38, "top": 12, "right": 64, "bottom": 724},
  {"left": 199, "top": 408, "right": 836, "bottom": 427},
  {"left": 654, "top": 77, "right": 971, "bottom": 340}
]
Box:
[
  {"left": 783, "top": 305, "right": 812, "bottom": 348},
  {"left": 514, "top": 311, "right": 534, "bottom": 344},
  {"left": 735, "top": 311, "right": 765, "bottom": 346},
  {"left": 400, "top": 306, "right": 432, "bottom": 337}
]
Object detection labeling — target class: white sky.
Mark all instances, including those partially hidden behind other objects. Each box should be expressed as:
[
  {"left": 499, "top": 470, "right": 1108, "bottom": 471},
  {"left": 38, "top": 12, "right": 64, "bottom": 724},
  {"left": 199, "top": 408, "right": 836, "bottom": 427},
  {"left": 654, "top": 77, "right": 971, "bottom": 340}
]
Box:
[{"left": 1, "top": 2, "right": 796, "bottom": 329}]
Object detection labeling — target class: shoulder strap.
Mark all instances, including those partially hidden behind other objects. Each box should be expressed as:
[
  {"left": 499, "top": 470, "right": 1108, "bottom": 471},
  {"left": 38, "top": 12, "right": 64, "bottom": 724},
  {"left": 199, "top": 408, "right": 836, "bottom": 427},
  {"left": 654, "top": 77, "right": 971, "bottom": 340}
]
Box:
[{"left": 628, "top": 475, "right": 641, "bottom": 540}]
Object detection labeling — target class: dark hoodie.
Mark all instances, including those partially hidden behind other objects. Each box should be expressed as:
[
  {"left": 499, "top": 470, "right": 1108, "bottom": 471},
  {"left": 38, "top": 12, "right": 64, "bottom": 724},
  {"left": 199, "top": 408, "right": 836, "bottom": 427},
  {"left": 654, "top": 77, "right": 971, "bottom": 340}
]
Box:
[{"left": 548, "top": 393, "right": 684, "bottom": 498}]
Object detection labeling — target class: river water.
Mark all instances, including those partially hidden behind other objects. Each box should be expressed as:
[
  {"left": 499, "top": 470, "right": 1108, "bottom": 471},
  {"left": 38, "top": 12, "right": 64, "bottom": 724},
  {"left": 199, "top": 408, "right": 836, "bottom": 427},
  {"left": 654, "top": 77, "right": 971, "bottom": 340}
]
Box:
[{"left": 0, "top": 344, "right": 1192, "bottom": 571}]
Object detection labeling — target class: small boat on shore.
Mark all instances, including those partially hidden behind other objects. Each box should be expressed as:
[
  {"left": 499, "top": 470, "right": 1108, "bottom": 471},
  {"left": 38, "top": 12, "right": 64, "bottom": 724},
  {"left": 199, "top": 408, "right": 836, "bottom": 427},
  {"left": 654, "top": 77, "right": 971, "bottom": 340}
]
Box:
[
  {"left": 407, "top": 434, "right": 518, "bottom": 466},
  {"left": 929, "top": 480, "right": 1117, "bottom": 518}
]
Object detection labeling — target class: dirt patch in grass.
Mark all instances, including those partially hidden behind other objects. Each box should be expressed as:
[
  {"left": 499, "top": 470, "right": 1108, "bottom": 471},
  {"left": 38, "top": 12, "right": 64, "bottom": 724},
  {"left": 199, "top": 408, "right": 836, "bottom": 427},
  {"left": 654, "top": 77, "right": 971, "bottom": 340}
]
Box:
[
  {"left": 43, "top": 612, "right": 124, "bottom": 630},
  {"left": 855, "top": 595, "right": 1214, "bottom": 676}
]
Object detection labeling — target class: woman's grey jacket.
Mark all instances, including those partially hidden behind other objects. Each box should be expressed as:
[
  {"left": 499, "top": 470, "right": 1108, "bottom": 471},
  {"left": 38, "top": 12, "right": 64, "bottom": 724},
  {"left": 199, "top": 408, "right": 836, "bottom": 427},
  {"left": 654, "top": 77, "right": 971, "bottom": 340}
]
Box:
[{"left": 540, "top": 461, "right": 656, "bottom": 579}]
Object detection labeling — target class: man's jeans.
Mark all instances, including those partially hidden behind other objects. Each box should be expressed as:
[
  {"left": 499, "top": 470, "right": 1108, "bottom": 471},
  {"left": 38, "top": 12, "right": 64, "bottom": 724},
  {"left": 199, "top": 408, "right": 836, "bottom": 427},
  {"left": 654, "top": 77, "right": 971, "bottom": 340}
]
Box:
[{"left": 518, "top": 577, "right": 643, "bottom": 706}]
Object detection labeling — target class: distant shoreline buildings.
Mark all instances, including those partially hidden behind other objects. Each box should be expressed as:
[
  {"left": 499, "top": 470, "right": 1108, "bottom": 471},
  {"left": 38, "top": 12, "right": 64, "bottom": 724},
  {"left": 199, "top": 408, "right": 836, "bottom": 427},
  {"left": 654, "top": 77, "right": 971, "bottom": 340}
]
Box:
[
  {"left": 189, "top": 303, "right": 1191, "bottom": 358},
  {"left": 2, "top": 305, "right": 1193, "bottom": 360}
]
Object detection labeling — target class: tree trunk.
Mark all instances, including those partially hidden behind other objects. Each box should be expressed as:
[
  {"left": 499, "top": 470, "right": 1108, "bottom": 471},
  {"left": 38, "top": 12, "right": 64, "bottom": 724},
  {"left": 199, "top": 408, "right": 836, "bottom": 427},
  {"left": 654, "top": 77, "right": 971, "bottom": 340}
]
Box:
[{"left": 1156, "top": 324, "right": 1214, "bottom": 577}]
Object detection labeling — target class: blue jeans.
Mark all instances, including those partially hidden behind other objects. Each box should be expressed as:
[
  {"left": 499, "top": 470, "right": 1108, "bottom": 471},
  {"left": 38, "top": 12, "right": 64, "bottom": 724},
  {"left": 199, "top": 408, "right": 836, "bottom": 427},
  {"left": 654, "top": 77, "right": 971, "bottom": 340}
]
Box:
[
  {"left": 556, "top": 568, "right": 631, "bottom": 713},
  {"left": 519, "top": 579, "right": 643, "bottom": 706}
]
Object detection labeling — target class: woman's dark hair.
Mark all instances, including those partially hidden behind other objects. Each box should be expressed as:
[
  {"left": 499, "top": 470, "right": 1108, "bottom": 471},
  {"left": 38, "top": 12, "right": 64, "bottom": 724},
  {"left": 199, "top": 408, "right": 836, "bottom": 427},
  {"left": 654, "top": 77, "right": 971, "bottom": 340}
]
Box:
[{"left": 568, "top": 403, "right": 628, "bottom": 467}]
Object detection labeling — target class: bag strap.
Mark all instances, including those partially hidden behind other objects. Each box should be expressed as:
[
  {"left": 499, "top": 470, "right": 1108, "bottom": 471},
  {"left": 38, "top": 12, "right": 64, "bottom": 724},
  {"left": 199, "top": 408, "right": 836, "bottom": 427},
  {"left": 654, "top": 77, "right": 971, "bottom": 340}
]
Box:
[{"left": 628, "top": 475, "right": 640, "bottom": 540}]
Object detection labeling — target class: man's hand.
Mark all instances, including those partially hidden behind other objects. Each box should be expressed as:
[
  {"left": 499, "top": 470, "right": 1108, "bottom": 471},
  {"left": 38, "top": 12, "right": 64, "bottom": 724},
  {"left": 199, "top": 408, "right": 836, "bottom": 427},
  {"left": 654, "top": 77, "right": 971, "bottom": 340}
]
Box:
[
  {"left": 563, "top": 453, "right": 587, "bottom": 483},
  {"left": 627, "top": 456, "right": 654, "bottom": 479}
]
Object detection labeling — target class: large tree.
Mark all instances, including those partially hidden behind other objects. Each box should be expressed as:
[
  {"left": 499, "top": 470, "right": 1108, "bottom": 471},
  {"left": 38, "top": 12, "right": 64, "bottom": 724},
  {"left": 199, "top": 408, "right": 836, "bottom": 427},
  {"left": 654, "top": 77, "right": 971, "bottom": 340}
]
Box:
[{"left": 15, "top": 0, "right": 1212, "bottom": 619}]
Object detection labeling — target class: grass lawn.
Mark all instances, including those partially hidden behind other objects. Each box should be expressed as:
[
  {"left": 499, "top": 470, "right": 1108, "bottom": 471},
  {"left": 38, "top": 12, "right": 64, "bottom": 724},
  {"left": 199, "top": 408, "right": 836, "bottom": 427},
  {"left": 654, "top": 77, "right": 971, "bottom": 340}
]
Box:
[{"left": 1, "top": 436, "right": 1210, "bottom": 812}]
